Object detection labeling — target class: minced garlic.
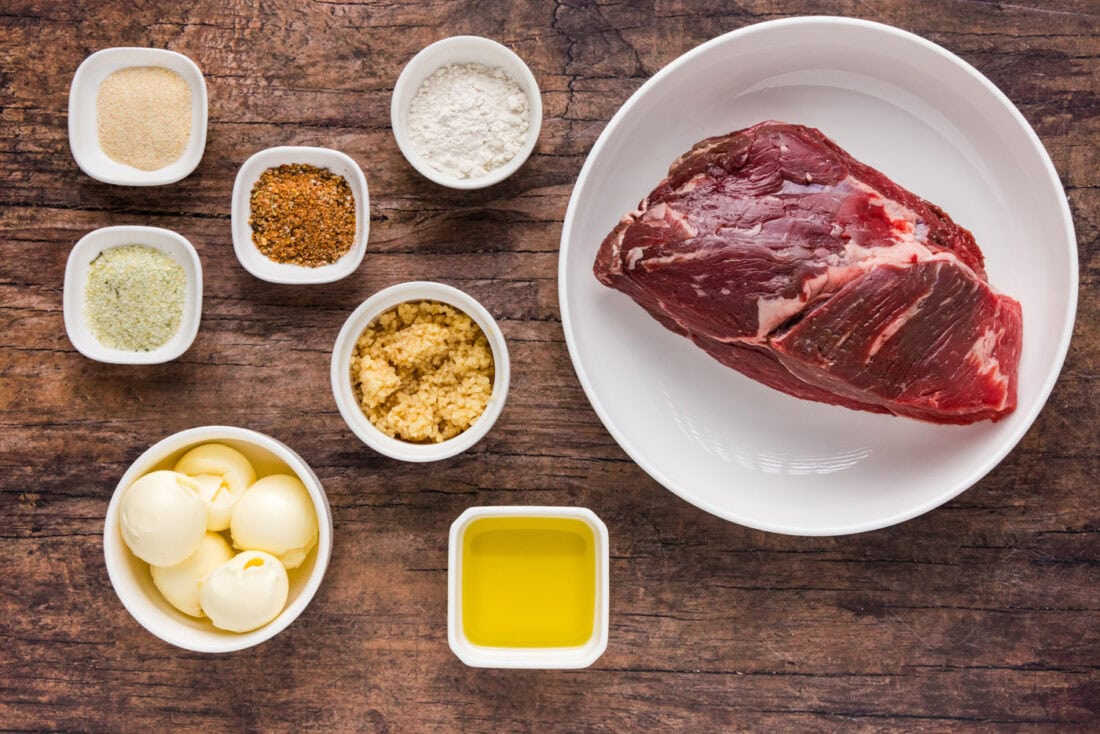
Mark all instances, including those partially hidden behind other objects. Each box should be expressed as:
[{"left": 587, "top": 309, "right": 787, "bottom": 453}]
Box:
[{"left": 351, "top": 301, "right": 494, "bottom": 443}]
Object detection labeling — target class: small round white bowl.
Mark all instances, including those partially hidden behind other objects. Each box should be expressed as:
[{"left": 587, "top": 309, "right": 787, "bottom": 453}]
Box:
[
  {"left": 64, "top": 225, "right": 203, "bottom": 365},
  {"left": 331, "top": 281, "right": 510, "bottom": 462},
  {"left": 68, "top": 47, "right": 208, "bottom": 186},
  {"left": 231, "top": 146, "right": 370, "bottom": 284},
  {"left": 104, "top": 426, "right": 334, "bottom": 653},
  {"left": 448, "top": 506, "right": 610, "bottom": 669},
  {"left": 390, "top": 36, "right": 542, "bottom": 190}
]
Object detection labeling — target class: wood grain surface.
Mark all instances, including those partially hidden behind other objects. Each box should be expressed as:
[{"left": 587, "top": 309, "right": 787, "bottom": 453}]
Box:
[{"left": 1, "top": 0, "right": 1097, "bottom": 731}]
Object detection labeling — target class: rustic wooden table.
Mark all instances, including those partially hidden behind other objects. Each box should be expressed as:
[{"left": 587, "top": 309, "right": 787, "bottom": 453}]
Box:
[{"left": 1, "top": 1, "right": 1097, "bottom": 730}]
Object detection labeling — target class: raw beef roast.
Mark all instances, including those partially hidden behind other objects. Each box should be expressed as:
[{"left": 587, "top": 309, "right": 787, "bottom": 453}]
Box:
[{"left": 594, "top": 121, "right": 1022, "bottom": 424}]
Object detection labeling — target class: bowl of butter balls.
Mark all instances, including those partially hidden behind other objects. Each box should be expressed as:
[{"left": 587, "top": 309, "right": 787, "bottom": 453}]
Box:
[{"left": 103, "top": 426, "right": 333, "bottom": 652}]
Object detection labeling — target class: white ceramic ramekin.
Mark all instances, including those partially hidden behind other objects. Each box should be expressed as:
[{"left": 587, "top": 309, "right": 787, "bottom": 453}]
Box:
[
  {"left": 231, "top": 146, "right": 370, "bottom": 284},
  {"left": 330, "top": 281, "right": 510, "bottom": 462},
  {"left": 68, "top": 47, "right": 208, "bottom": 186},
  {"left": 103, "top": 426, "right": 334, "bottom": 653},
  {"left": 63, "top": 225, "right": 203, "bottom": 365},
  {"left": 448, "top": 506, "right": 610, "bottom": 669},
  {"left": 390, "top": 36, "right": 542, "bottom": 189}
]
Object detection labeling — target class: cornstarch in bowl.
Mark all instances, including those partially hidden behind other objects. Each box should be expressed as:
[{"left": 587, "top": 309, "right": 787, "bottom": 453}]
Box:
[{"left": 407, "top": 63, "right": 530, "bottom": 181}]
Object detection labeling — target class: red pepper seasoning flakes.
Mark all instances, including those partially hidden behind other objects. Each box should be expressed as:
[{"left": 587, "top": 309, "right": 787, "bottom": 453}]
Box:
[{"left": 249, "top": 164, "right": 357, "bottom": 267}]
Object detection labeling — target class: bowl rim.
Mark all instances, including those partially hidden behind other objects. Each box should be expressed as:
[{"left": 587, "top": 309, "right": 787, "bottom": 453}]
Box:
[
  {"left": 446, "top": 505, "right": 610, "bottom": 669},
  {"left": 230, "top": 145, "right": 370, "bottom": 284},
  {"left": 390, "top": 35, "right": 543, "bottom": 190},
  {"left": 103, "top": 425, "right": 334, "bottom": 653},
  {"left": 63, "top": 225, "right": 203, "bottom": 364},
  {"left": 330, "top": 281, "right": 510, "bottom": 462},
  {"left": 556, "top": 16, "right": 1079, "bottom": 536},
  {"left": 67, "top": 46, "right": 208, "bottom": 186}
]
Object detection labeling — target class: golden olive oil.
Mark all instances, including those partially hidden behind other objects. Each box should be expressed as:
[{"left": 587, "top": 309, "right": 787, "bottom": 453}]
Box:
[{"left": 461, "top": 516, "right": 596, "bottom": 648}]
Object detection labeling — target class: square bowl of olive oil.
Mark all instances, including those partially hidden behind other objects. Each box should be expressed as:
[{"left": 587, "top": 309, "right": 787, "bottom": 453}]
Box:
[{"left": 448, "top": 506, "right": 609, "bottom": 669}]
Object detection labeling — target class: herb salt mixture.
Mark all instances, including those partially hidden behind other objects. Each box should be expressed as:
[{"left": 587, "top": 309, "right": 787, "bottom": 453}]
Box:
[
  {"left": 84, "top": 245, "right": 186, "bottom": 352},
  {"left": 249, "top": 164, "right": 357, "bottom": 267},
  {"left": 96, "top": 66, "right": 192, "bottom": 171}
]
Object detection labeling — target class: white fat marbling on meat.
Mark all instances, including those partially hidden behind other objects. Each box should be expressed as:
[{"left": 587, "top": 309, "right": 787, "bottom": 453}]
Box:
[
  {"left": 755, "top": 293, "right": 807, "bottom": 340},
  {"left": 966, "top": 326, "right": 1010, "bottom": 407},
  {"left": 675, "top": 173, "right": 708, "bottom": 195},
  {"left": 645, "top": 202, "right": 667, "bottom": 219},
  {"left": 671, "top": 137, "right": 727, "bottom": 169},
  {"left": 607, "top": 195, "right": 654, "bottom": 273},
  {"left": 719, "top": 221, "right": 762, "bottom": 237},
  {"left": 641, "top": 247, "right": 715, "bottom": 269},
  {"left": 866, "top": 289, "right": 933, "bottom": 360},
  {"left": 642, "top": 202, "right": 699, "bottom": 239},
  {"left": 753, "top": 214, "right": 970, "bottom": 340}
]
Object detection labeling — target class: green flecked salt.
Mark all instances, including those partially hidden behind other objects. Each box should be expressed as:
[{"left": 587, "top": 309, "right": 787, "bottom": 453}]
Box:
[{"left": 83, "top": 244, "right": 186, "bottom": 352}]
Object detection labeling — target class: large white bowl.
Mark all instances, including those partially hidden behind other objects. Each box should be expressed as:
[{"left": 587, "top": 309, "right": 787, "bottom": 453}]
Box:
[
  {"left": 104, "top": 426, "right": 334, "bottom": 652},
  {"left": 558, "top": 17, "right": 1078, "bottom": 536}
]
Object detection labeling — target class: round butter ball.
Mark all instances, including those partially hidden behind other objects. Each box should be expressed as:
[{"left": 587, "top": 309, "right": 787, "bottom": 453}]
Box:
[
  {"left": 150, "top": 532, "right": 233, "bottom": 617},
  {"left": 120, "top": 470, "right": 207, "bottom": 567},
  {"left": 173, "top": 443, "right": 257, "bottom": 531},
  {"left": 230, "top": 474, "right": 318, "bottom": 569},
  {"left": 200, "top": 550, "right": 289, "bottom": 633}
]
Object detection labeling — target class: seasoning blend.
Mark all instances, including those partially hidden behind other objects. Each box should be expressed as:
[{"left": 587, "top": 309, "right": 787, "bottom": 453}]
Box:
[
  {"left": 96, "top": 66, "right": 192, "bottom": 171},
  {"left": 83, "top": 244, "right": 186, "bottom": 352},
  {"left": 249, "top": 164, "right": 356, "bottom": 266},
  {"left": 231, "top": 147, "right": 368, "bottom": 284}
]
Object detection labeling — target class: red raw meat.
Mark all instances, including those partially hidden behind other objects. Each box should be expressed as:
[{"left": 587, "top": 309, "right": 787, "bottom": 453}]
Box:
[{"left": 593, "top": 121, "right": 1022, "bottom": 424}]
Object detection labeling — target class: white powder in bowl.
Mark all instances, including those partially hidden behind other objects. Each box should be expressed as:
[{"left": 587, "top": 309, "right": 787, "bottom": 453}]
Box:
[
  {"left": 96, "top": 66, "right": 192, "bottom": 171},
  {"left": 407, "top": 63, "right": 530, "bottom": 180}
]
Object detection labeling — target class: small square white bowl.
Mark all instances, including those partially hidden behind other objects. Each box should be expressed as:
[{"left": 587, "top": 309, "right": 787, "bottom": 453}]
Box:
[
  {"left": 448, "top": 506, "right": 610, "bottom": 669},
  {"left": 68, "top": 47, "right": 208, "bottom": 186},
  {"left": 231, "top": 146, "right": 370, "bottom": 284},
  {"left": 330, "top": 281, "right": 510, "bottom": 462},
  {"left": 391, "top": 36, "right": 543, "bottom": 190},
  {"left": 64, "top": 225, "right": 203, "bottom": 364}
]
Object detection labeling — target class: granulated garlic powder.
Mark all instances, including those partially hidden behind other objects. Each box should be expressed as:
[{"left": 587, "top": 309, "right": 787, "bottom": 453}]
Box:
[{"left": 96, "top": 66, "right": 192, "bottom": 171}]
